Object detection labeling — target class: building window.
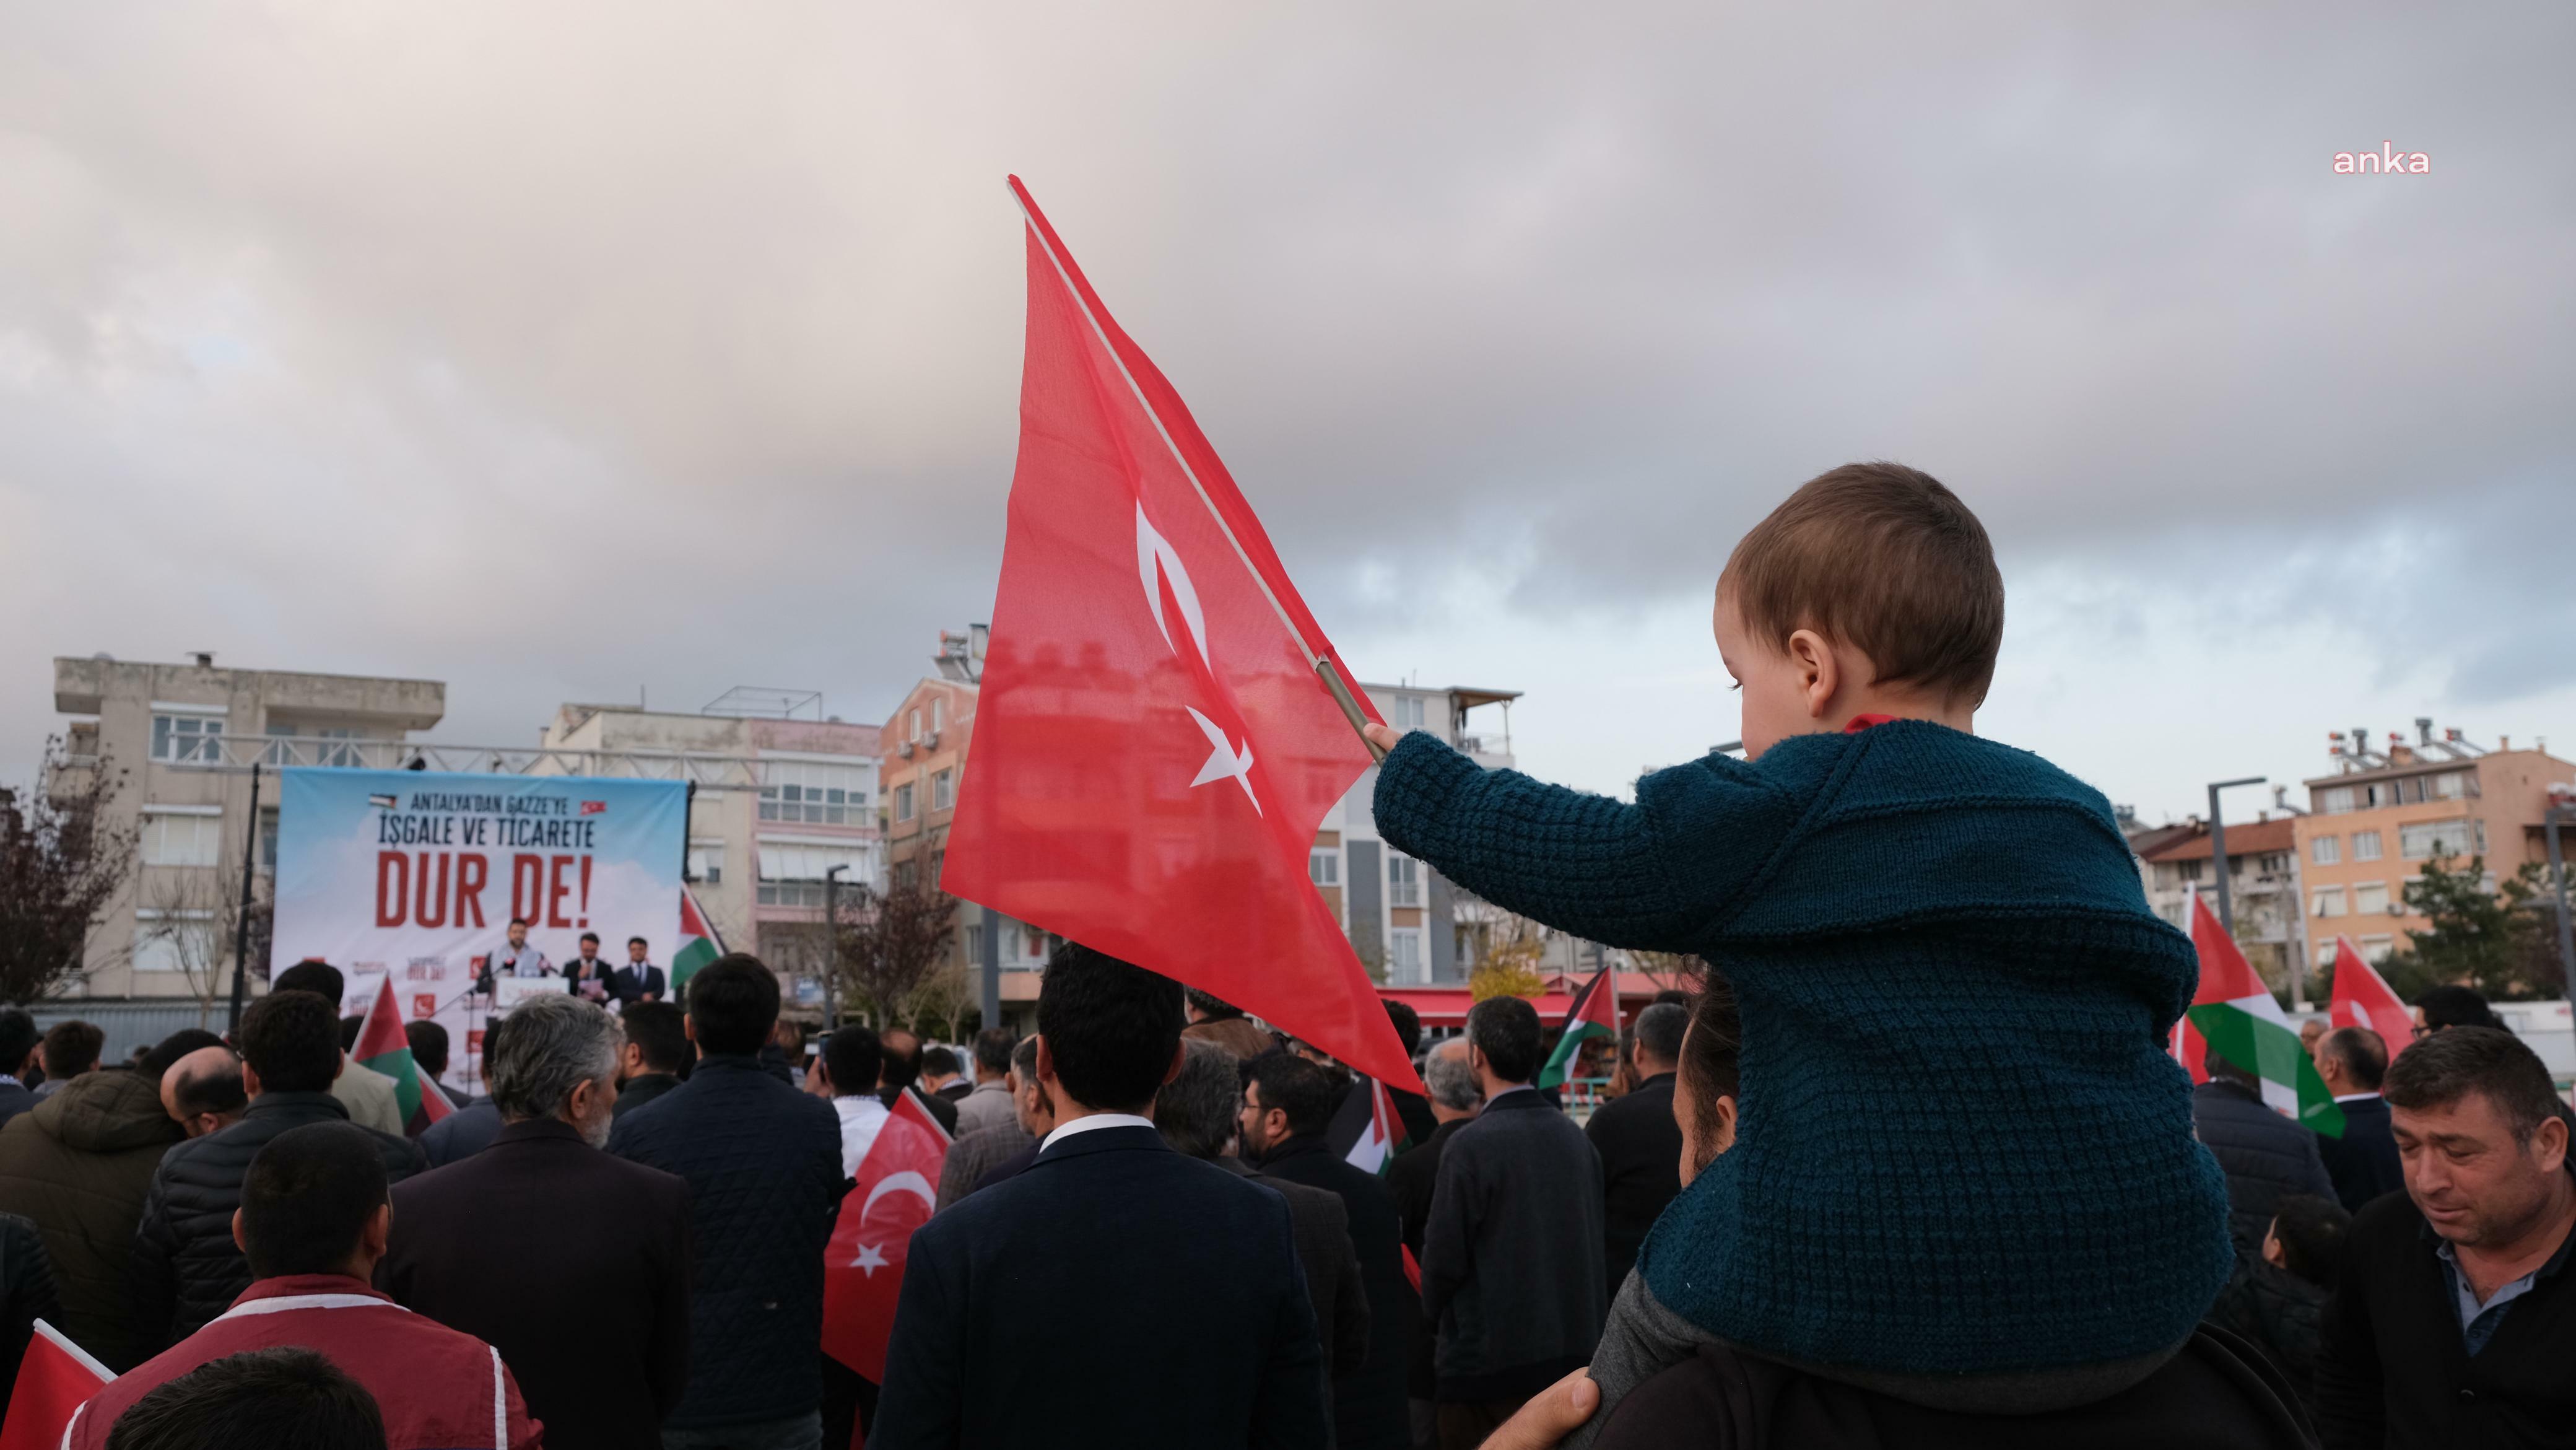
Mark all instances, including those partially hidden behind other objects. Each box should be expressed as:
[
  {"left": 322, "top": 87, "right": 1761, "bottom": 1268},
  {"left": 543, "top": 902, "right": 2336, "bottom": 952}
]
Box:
[
  {"left": 1309, "top": 850, "right": 1339, "bottom": 886},
  {"left": 755, "top": 842, "right": 873, "bottom": 907},
  {"left": 894, "top": 783, "right": 915, "bottom": 822},
  {"left": 965, "top": 924, "right": 983, "bottom": 962},
  {"left": 2312, "top": 836, "right": 2340, "bottom": 865},
  {"left": 1390, "top": 928, "right": 1422, "bottom": 983},
  {"left": 150, "top": 715, "right": 224, "bottom": 764},
  {"left": 1388, "top": 854, "right": 1421, "bottom": 907},
  {"left": 2357, "top": 934, "right": 2394, "bottom": 964},
  {"left": 2352, "top": 830, "right": 2382, "bottom": 862},
  {"left": 759, "top": 762, "right": 871, "bottom": 826},
  {"left": 141, "top": 811, "right": 224, "bottom": 868},
  {"left": 1394, "top": 697, "right": 1427, "bottom": 730},
  {"left": 2310, "top": 886, "right": 2347, "bottom": 919},
  {"left": 131, "top": 910, "right": 215, "bottom": 972},
  {"left": 931, "top": 769, "right": 955, "bottom": 813},
  {"left": 258, "top": 808, "right": 279, "bottom": 870},
  {"left": 2177, "top": 858, "right": 2203, "bottom": 883},
  {"left": 2399, "top": 818, "right": 2471, "bottom": 860},
  {"left": 931, "top": 698, "right": 946, "bottom": 735},
  {"left": 2354, "top": 880, "right": 2390, "bottom": 915},
  {"left": 2317, "top": 786, "right": 2355, "bottom": 815},
  {"left": 2474, "top": 819, "right": 2489, "bottom": 854},
  {"left": 689, "top": 845, "right": 724, "bottom": 886},
  {"left": 908, "top": 709, "right": 923, "bottom": 743}
]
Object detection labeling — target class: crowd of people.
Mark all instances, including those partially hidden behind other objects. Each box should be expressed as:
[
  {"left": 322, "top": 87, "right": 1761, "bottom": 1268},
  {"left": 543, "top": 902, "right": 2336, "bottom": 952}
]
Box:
[{"left": 0, "top": 463, "right": 2562, "bottom": 1448}]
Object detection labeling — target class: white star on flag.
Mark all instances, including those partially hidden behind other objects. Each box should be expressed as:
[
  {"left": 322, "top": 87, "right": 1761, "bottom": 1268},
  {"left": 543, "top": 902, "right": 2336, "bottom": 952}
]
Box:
[
  {"left": 853, "top": 1241, "right": 889, "bottom": 1276},
  {"left": 1186, "top": 707, "right": 1260, "bottom": 815}
]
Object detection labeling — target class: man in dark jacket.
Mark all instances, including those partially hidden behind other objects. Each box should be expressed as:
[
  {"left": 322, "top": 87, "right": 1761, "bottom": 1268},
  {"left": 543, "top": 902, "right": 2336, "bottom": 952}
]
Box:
[
  {"left": 0, "top": 1010, "right": 41, "bottom": 1130},
  {"left": 0, "top": 1030, "right": 206, "bottom": 1368},
  {"left": 612, "top": 1002, "right": 689, "bottom": 1120},
  {"left": 415, "top": 1011, "right": 518, "bottom": 1168},
  {"left": 401, "top": 1021, "right": 469, "bottom": 1110},
  {"left": 1584, "top": 1002, "right": 1687, "bottom": 1295},
  {"left": 2315, "top": 1027, "right": 2574, "bottom": 1449},
  {"left": 2193, "top": 1048, "right": 2334, "bottom": 1254},
  {"left": 383, "top": 994, "right": 692, "bottom": 1450},
  {"left": 1421, "top": 995, "right": 1605, "bottom": 1449},
  {"left": 2206, "top": 1193, "right": 2348, "bottom": 1423},
  {"left": 936, "top": 1038, "right": 1042, "bottom": 1212},
  {"left": 126, "top": 990, "right": 424, "bottom": 1361},
  {"left": 1159, "top": 1040, "right": 1370, "bottom": 1398},
  {"left": 1246, "top": 1052, "right": 1412, "bottom": 1450},
  {"left": 609, "top": 953, "right": 843, "bottom": 1449},
  {"left": 876, "top": 1029, "right": 959, "bottom": 1136},
  {"left": 1392, "top": 1037, "right": 1481, "bottom": 1449},
  {"left": 2312, "top": 1027, "right": 2404, "bottom": 1213},
  {"left": 871, "top": 942, "right": 1326, "bottom": 1449}
]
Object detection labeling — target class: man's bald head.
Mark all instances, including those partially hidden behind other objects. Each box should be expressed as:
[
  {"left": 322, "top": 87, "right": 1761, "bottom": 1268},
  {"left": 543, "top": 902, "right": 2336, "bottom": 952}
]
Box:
[{"left": 163, "top": 1045, "right": 247, "bottom": 1138}]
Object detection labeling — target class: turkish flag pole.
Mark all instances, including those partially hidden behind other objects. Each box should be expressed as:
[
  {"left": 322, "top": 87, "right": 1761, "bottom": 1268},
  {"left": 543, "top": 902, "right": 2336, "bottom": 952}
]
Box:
[
  {"left": 2326, "top": 935, "right": 2413, "bottom": 1050},
  {"left": 946, "top": 178, "right": 1421, "bottom": 1093}
]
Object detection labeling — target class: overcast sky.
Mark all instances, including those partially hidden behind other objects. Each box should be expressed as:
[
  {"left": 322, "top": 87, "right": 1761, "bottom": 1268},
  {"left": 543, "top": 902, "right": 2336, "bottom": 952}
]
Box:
[{"left": 3, "top": 3, "right": 2569, "bottom": 821}]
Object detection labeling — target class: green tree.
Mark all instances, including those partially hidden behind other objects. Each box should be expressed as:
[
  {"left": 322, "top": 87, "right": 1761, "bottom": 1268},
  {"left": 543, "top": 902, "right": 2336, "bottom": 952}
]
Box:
[{"left": 2388, "top": 852, "right": 2557, "bottom": 1001}]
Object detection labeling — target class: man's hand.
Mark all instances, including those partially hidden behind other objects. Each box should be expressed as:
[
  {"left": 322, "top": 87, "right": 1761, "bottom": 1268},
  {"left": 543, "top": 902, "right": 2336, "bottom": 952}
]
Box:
[
  {"left": 1363, "top": 722, "right": 1403, "bottom": 754},
  {"left": 1480, "top": 1368, "right": 1600, "bottom": 1450}
]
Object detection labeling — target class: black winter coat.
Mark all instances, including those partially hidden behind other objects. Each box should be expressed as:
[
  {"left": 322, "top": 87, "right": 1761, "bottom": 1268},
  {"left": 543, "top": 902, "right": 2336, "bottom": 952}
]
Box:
[
  {"left": 2314, "top": 1094, "right": 2404, "bottom": 1214},
  {"left": 1259, "top": 1133, "right": 1412, "bottom": 1450},
  {"left": 1585, "top": 1072, "right": 1684, "bottom": 1295},
  {"left": 127, "top": 1091, "right": 424, "bottom": 1361},
  {"left": 2192, "top": 1080, "right": 2334, "bottom": 1252},
  {"left": 0, "top": 1211, "right": 60, "bottom": 1397},
  {"left": 607, "top": 1054, "right": 844, "bottom": 1430},
  {"left": 2206, "top": 1256, "right": 2331, "bottom": 1422}
]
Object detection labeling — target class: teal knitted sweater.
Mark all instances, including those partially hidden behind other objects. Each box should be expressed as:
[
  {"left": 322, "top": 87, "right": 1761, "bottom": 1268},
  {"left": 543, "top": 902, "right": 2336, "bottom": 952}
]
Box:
[{"left": 1373, "top": 722, "right": 2231, "bottom": 1376}]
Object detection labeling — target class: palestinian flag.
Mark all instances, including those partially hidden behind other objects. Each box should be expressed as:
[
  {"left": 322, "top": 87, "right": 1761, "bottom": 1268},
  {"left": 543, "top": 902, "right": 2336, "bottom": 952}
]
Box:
[
  {"left": 2184, "top": 889, "right": 2343, "bottom": 1138},
  {"left": 672, "top": 886, "right": 726, "bottom": 1001},
  {"left": 354, "top": 974, "right": 454, "bottom": 1136},
  {"left": 1341, "top": 1077, "right": 1411, "bottom": 1176},
  {"left": 1535, "top": 969, "right": 1618, "bottom": 1091}
]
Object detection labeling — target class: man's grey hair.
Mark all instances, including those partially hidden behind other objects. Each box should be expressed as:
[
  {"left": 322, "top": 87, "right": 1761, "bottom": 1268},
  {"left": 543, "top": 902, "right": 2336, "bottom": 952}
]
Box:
[
  {"left": 1153, "top": 1039, "right": 1243, "bottom": 1160},
  {"left": 1634, "top": 1003, "right": 1689, "bottom": 1067},
  {"left": 489, "top": 994, "right": 622, "bottom": 1123},
  {"left": 1424, "top": 1037, "right": 1482, "bottom": 1112},
  {"left": 1009, "top": 1034, "right": 1040, "bottom": 1084}
]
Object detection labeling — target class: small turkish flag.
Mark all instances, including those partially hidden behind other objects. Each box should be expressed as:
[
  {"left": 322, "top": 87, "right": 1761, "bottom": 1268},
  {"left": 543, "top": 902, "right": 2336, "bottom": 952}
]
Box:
[
  {"left": 2326, "top": 935, "right": 2413, "bottom": 1052},
  {"left": 0, "top": 1321, "right": 110, "bottom": 1450},
  {"left": 820, "top": 1090, "right": 951, "bottom": 1384},
  {"left": 946, "top": 178, "right": 1419, "bottom": 1093}
]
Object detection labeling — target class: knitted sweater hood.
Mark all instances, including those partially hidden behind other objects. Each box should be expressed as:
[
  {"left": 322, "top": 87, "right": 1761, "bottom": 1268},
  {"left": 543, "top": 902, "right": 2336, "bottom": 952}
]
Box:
[{"left": 1373, "top": 721, "right": 2232, "bottom": 1379}]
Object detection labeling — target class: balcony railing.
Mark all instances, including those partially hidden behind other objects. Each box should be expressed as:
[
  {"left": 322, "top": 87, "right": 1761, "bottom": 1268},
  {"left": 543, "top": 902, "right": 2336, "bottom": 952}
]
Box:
[{"left": 160, "top": 734, "right": 816, "bottom": 793}]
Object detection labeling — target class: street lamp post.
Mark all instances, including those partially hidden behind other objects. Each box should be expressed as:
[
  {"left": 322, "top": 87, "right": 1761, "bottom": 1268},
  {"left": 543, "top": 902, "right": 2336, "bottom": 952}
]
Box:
[
  {"left": 2206, "top": 772, "right": 2267, "bottom": 958},
  {"left": 823, "top": 863, "right": 850, "bottom": 1032},
  {"left": 2545, "top": 797, "right": 2575, "bottom": 993}
]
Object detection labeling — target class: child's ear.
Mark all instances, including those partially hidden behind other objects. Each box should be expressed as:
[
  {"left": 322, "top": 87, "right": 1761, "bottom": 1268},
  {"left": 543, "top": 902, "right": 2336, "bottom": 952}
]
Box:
[{"left": 1786, "top": 629, "right": 1838, "bottom": 720}]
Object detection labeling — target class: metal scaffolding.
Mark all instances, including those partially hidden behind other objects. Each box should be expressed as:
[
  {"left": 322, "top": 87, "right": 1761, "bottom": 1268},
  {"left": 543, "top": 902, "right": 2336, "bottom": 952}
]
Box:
[{"left": 169, "top": 735, "right": 780, "bottom": 792}]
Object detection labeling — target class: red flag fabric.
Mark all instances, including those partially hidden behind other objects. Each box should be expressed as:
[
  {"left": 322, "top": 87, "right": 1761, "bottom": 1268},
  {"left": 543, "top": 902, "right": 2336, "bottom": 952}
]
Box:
[
  {"left": 2172, "top": 888, "right": 2269, "bottom": 1084},
  {"left": 820, "top": 1090, "right": 951, "bottom": 1384},
  {"left": 352, "top": 975, "right": 453, "bottom": 1131},
  {"left": 0, "top": 1321, "right": 110, "bottom": 1450},
  {"left": 2326, "top": 935, "right": 2413, "bottom": 1051},
  {"left": 944, "top": 178, "right": 1419, "bottom": 1093}
]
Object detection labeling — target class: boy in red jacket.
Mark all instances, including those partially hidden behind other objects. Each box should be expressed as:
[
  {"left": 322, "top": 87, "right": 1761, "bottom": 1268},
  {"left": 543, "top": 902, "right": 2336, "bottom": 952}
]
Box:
[{"left": 71, "top": 1122, "right": 539, "bottom": 1449}]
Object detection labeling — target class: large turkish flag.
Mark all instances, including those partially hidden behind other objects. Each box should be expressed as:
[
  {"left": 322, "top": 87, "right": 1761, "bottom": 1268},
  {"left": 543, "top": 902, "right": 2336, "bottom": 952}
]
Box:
[
  {"left": 820, "top": 1090, "right": 951, "bottom": 1384},
  {"left": 945, "top": 178, "right": 1419, "bottom": 1093}
]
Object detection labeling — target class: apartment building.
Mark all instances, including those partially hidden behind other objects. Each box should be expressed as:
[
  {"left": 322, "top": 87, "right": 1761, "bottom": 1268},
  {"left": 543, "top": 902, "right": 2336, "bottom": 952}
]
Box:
[
  {"left": 537, "top": 693, "right": 881, "bottom": 1008},
  {"left": 2138, "top": 815, "right": 2308, "bottom": 997},
  {"left": 48, "top": 653, "right": 446, "bottom": 1025},
  {"left": 1313, "top": 682, "right": 1520, "bottom": 987},
  {"left": 2291, "top": 720, "right": 2575, "bottom": 967}
]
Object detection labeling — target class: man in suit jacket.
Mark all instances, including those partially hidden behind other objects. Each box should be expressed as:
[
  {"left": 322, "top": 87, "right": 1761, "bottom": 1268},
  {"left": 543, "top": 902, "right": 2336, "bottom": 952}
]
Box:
[
  {"left": 872, "top": 943, "right": 1328, "bottom": 1449},
  {"left": 936, "top": 1038, "right": 1043, "bottom": 1212},
  {"left": 951, "top": 1029, "right": 1019, "bottom": 1137},
  {"left": 609, "top": 936, "right": 667, "bottom": 1008},
  {"left": 1160, "top": 1038, "right": 1370, "bottom": 1390},
  {"left": 2311, "top": 1026, "right": 2404, "bottom": 1213},
  {"left": 613, "top": 1002, "right": 690, "bottom": 1121},
  {"left": 1246, "top": 1054, "right": 1412, "bottom": 1450},
  {"left": 381, "top": 994, "right": 691, "bottom": 1450},
  {"left": 1584, "top": 1002, "right": 1689, "bottom": 1293}
]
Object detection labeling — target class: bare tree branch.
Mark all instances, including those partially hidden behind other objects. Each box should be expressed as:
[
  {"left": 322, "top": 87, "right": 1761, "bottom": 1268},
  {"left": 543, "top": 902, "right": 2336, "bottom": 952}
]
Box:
[{"left": 0, "top": 737, "right": 141, "bottom": 1002}]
